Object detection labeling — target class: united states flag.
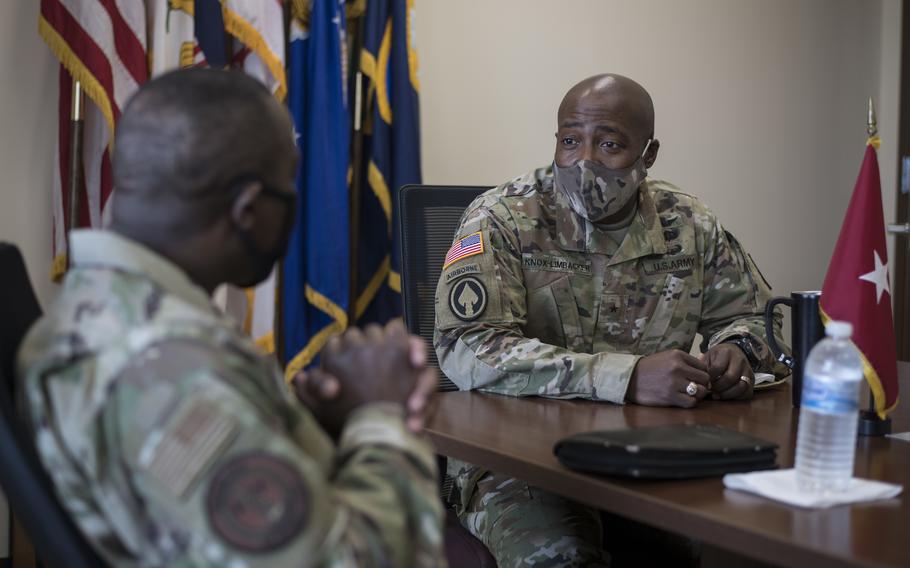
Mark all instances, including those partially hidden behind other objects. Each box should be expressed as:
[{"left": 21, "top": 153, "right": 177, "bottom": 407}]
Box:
[
  {"left": 39, "top": 0, "right": 285, "bottom": 355},
  {"left": 39, "top": 0, "right": 148, "bottom": 279},
  {"left": 444, "top": 231, "right": 484, "bottom": 268}
]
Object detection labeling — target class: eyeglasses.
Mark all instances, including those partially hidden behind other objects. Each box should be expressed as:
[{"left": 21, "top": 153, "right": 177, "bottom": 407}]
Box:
[{"left": 226, "top": 173, "right": 297, "bottom": 210}]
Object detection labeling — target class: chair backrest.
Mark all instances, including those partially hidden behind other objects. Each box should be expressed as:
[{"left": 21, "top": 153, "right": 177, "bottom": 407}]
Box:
[
  {"left": 0, "top": 243, "right": 105, "bottom": 567},
  {"left": 398, "top": 185, "right": 490, "bottom": 391},
  {"left": 0, "top": 245, "right": 42, "bottom": 396}
]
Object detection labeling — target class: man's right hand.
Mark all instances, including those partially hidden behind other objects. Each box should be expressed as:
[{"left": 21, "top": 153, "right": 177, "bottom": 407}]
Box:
[{"left": 626, "top": 349, "right": 710, "bottom": 408}]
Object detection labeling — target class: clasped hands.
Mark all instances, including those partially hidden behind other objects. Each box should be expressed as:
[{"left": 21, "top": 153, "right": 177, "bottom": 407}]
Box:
[
  {"left": 291, "top": 320, "right": 438, "bottom": 438},
  {"left": 627, "top": 343, "right": 754, "bottom": 408}
]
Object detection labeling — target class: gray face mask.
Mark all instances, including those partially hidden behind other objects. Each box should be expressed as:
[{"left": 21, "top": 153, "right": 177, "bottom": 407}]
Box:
[{"left": 553, "top": 139, "right": 652, "bottom": 221}]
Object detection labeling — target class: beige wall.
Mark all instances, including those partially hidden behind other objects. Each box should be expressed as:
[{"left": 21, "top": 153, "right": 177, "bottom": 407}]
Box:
[
  {"left": 0, "top": 0, "right": 58, "bottom": 556},
  {"left": 880, "top": 0, "right": 902, "bottom": 269},
  {"left": 0, "top": 0, "right": 902, "bottom": 558},
  {"left": 0, "top": 0, "right": 58, "bottom": 306},
  {"left": 418, "top": 0, "right": 902, "bottom": 314}
]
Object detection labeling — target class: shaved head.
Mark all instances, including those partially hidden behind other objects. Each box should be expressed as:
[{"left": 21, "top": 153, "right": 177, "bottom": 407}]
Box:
[
  {"left": 112, "top": 68, "right": 296, "bottom": 235},
  {"left": 108, "top": 68, "right": 300, "bottom": 293},
  {"left": 554, "top": 73, "right": 659, "bottom": 173},
  {"left": 558, "top": 74, "right": 654, "bottom": 139},
  {"left": 552, "top": 74, "right": 661, "bottom": 224}
]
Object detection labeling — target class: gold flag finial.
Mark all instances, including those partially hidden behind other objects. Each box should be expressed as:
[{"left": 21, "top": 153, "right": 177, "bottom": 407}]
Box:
[
  {"left": 866, "top": 97, "right": 880, "bottom": 149},
  {"left": 867, "top": 97, "right": 878, "bottom": 137}
]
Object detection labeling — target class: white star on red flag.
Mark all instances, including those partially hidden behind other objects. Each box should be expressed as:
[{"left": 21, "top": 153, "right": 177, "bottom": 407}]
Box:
[
  {"left": 858, "top": 249, "right": 891, "bottom": 304},
  {"left": 820, "top": 140, "right": 899, "bottom": 417}
]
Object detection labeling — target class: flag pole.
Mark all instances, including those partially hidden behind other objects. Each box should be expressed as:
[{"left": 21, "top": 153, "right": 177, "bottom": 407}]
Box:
[
  {"left": 858, "top": 96, "right": 892, "bottom": 437},
  {"left": 276, "top": 0, "right": 291, "bottom": 366},
  {"left": 348, "top": 10, "right": 367, "bottom": 324},
  {"left": 65, "top": 78, "right": 85, "bottom": 271}
]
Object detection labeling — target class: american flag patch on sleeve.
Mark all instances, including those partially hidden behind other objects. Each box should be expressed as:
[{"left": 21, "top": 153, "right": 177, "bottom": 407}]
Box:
[{"left": 444, "top": 231, "right": 484, "bottom": 268}]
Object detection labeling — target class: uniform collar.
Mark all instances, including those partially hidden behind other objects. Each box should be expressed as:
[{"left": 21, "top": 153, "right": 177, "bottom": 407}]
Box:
[
  {"left": 607, "top": 183, "right": 668, "bottom": 265},
  {"left": 546, "top": 174, "right": 668, "bottom": 261},
  {"left": 70, "top": 229, "right": 215, "bottom": 313}
]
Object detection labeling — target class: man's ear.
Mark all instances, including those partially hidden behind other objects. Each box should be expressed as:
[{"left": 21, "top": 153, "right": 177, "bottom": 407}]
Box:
[
  {"left": 230, "top": 181, "right": 264, "bottom": 230},
  {"left": 643, "top": 138, "right": 660, "bottom": 169}
]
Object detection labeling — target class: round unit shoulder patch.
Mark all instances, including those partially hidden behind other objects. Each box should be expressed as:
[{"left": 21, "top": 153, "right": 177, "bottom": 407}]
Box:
[
  {"left": 449, "top": 276, "right": 488, "bottom": 321},
  {"left": 206, "top": 452, "right": 309, "bottom": 553}
]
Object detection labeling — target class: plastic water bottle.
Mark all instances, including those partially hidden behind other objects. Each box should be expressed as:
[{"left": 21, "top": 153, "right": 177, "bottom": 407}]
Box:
[{"left": 795, "top": 321, "right": 864, "bottom": 493}]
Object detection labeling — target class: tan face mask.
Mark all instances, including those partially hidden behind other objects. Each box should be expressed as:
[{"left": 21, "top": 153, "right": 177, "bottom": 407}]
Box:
[{"left": 553, "top": 139, "right": 652, "bottom": 221}]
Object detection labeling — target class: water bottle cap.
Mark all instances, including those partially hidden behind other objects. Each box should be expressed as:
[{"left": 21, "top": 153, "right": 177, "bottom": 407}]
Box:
[{"left": 825, "top": 320, "right": 853, "bottom": 339}]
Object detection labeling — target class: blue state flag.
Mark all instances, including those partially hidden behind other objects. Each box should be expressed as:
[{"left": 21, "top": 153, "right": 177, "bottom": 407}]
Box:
[
  {"left": 283, "top": 0, "right": 351, "bottom": 378},
  {"left": 355, "top": 0, "right": 422, "bottom": 325},
  {"left": 193, "top": 0, "right": 227, "bottom": 67}
]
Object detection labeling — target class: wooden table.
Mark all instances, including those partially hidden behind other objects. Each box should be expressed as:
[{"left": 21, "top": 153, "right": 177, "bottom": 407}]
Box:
[{"left": 426, "top": 364, "right": 910, "bottom": 568}]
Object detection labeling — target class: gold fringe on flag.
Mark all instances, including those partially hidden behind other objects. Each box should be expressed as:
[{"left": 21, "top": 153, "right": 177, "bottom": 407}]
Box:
[{"left": 222, "top": 5, "right": 288, "bottom": 101}]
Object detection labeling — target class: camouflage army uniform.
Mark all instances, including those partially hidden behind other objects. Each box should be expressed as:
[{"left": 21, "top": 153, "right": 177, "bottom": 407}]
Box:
[
  {"left": 434, "top": 166, "right": 788, "bottom": 567},
  {"left": 17, "top": 230, "right": 446, "bottom": 567}
]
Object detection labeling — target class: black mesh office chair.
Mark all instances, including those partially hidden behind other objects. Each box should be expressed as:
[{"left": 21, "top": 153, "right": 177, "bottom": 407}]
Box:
[
  {"left": 398, "top": 185, "right": 497, "bottom": 568},
  {"left": 398, "top": 184, "right": 490, "bottom": 390},
  {"left": 0, "top": 243, "right": 105, "bottom": 567}
]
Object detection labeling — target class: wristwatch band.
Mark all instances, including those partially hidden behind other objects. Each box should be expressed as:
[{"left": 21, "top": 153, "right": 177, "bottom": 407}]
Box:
[{"left": 723, "top": 336, "right": 761, "bottom": 369}]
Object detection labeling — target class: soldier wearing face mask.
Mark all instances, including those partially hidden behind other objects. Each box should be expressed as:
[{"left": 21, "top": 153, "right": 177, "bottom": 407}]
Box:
[{"left": 434, "top": 74, "right": 790, "bottom": 566}]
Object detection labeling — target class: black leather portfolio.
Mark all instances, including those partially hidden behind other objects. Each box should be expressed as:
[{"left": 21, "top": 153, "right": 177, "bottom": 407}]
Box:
[{"left": 553, "top": 424, "right": 778, "bottom": 479}]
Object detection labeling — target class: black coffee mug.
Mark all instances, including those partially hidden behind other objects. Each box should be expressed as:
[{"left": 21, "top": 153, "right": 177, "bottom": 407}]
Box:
[{"left": 764, "top": 291, "right": 824, "bottom": 407}]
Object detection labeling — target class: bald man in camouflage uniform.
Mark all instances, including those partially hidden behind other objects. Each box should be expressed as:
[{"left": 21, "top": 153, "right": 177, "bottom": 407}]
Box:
[
  {"left": 435, "top": 74, "right": 789, "bottom": 566},
  {"left": 18, "top": 70, "right": 444, "bottom": 567}
]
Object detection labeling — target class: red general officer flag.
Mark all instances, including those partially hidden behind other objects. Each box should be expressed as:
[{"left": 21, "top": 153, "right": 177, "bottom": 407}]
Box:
[{"left": 820, "top": 136, "right": 899, "bottom": 419}]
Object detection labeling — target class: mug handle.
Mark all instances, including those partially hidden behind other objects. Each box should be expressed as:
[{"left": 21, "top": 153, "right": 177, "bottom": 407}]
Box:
[{"left": 764, "top": 297, "right": 795, "bottom": 369}]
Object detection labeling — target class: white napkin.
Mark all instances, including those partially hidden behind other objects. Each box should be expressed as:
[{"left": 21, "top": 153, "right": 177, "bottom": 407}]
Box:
[
  {"left": 753, "top": 372, "right": 776, "bottom": 386},
  {"left": 723, "top": 469, "right": 902, "bottom": 508}
]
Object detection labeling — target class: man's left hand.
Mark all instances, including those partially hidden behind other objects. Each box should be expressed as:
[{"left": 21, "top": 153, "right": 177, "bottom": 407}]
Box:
[{"left": 701, "top": 343, "right": 754, "bottom": 400}]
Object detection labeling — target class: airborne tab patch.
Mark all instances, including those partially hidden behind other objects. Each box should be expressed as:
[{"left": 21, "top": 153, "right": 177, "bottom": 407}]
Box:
[
  {"left": 444, "top": 231, "right": 484, "bottom": 268},
  {"left": 444, "top": 262, "right": 481, "bottom": 283}
]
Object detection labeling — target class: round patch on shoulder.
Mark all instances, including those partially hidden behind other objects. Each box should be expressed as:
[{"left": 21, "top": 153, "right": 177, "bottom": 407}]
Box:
[
  {"left": 449, "top": 276, "right": 488, "bottom": 321},
  {"left": 206, "top": 452, "right": 309, "bottom": 553}
]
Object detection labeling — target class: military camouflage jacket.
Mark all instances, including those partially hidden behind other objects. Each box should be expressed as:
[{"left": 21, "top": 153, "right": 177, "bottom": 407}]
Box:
[
  {"left": 18, "top": 230, "right": 445, "bottom": 567},
  {"left": 435, "top": 166, "right": 789, "bottom": 403}
]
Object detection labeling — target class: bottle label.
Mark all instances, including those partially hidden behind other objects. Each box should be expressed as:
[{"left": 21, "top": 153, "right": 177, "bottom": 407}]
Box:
[{"left": 802, "top": 374, "right": 859, "bottom": 414}]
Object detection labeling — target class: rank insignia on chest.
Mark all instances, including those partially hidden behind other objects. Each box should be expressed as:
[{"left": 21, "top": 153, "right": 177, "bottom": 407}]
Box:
[
  {"left": 444, "top": 231, "right": 484, "bottom": 268},
  {"left": 449, "top": 276, "right": 487, "bottom": 321}
]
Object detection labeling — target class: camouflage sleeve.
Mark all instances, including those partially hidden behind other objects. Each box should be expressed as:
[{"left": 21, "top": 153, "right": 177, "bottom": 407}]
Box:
[
  {"left": 434, "top": 200, "right": 637, "bottom": 403},
  {"left": 698, "top": 214, "right": 790, "bottom": 377},
  {"left": 104, "top": 339, "right": 445, "bottom": 567}
]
